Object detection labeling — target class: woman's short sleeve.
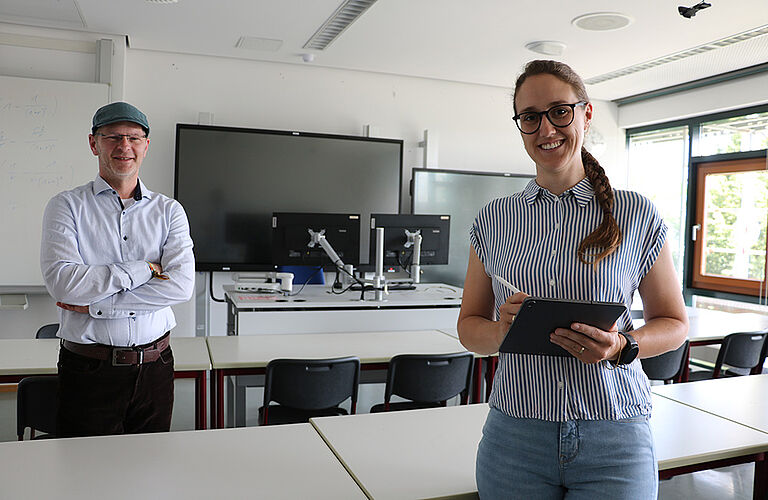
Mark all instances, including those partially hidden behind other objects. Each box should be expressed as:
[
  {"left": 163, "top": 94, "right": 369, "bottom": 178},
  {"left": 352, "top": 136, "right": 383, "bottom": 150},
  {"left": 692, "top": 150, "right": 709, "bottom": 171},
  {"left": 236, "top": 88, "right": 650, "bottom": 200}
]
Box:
[{"left": 636, "top": 196, "right": 668, "bottom": 280}]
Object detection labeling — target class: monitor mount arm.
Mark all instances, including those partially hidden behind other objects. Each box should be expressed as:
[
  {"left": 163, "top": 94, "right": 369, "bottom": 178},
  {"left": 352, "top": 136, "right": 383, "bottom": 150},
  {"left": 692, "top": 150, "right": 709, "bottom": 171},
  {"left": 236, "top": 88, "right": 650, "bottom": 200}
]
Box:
[
  {"left": 403, "top": 229, "right": 422, "bottom": 284},
  {"left": 309, "top": 227, "right": 388, "bottom": 300}
]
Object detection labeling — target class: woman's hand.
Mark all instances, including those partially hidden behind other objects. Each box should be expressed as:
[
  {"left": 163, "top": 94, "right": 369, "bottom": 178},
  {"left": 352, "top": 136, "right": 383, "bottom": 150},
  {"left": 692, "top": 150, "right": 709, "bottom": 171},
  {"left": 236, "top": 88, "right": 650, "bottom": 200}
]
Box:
[
  {"left": 497, "top": 292, "right": 529, "bottom": 341},
  {"left": 550, "top": 322, "right": 624, "bottom": 364}
]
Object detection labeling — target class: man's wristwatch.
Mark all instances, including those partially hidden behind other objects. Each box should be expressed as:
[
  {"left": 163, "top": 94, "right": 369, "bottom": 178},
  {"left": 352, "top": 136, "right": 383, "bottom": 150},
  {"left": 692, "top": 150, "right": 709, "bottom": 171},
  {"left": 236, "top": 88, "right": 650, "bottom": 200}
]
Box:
[{"left": 616, "top": 331, "right": 639, "bottom": 365}]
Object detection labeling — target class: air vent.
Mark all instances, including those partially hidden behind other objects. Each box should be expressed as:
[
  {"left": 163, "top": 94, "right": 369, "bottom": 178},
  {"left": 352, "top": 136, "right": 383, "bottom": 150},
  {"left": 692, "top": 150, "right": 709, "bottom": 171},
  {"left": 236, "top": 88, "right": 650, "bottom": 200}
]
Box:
[
  {"left": 585, "top": 24, "right": 768, "bottom": 85},
  {"left": 235, "top": 36, "right": 283, "bottom": 51},
  {"left": 303, "top": 0, "right": 378, "bottom": 50}
]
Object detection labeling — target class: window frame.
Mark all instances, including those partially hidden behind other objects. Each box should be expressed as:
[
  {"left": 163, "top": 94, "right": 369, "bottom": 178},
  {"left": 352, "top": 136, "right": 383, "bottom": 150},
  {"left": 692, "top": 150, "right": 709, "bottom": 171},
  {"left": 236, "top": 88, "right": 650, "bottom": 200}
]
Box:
[
  {"left": 690, "top": 157, "right": 768, "bottom": 296},
  {"left": 625, "top": 103, "right": 768, "bottom": 305}
]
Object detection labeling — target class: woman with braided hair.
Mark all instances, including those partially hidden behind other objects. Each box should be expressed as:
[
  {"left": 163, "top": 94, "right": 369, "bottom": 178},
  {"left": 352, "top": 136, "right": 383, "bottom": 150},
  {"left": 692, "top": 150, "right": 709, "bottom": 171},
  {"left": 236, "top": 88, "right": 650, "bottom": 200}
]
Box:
[{"left": 458, "top": 60, "right": 688, "bottom": 499}]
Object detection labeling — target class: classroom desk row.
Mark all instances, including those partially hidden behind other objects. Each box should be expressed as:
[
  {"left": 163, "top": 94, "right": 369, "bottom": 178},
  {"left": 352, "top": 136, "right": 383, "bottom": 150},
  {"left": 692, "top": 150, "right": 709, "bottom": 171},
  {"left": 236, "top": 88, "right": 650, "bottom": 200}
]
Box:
[
  {"left": 0, "top": 337, "right": 211, "bottom": 430},
  {"left": 0, "top": 330, "right": 472, "bottom": 431},
  {"left": 3, "top": 377, "right": 768, "bottom": 499}
]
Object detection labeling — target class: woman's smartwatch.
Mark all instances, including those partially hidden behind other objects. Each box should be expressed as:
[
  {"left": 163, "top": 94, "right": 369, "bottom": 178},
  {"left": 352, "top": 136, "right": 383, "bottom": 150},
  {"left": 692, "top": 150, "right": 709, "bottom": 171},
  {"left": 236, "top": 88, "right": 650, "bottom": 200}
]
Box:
[{"left": 616, "top": 332, "right": 639, "bottom": 365}]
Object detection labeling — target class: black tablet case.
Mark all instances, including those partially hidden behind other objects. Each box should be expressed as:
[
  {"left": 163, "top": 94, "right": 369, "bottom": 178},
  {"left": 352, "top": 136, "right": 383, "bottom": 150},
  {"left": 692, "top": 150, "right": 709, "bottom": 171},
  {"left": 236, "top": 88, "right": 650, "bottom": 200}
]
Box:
[{"left": 498, "top": 297, "right": 626, "bottom": 357}]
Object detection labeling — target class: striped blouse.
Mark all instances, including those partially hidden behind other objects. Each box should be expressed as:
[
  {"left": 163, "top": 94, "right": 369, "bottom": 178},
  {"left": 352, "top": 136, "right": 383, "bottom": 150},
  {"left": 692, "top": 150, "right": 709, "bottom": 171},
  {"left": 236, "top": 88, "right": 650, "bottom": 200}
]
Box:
[{"left": 470, "top": 177, "right": 666, "bottom": 422}]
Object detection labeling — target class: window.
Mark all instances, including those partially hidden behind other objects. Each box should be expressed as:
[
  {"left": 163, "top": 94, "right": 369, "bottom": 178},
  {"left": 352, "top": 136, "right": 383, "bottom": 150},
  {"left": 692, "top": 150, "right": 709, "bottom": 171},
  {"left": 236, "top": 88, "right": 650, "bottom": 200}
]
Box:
[
  {"left": 691, "top": 158, "right": 768, "bottom": 296},
  {"left": 695, "top": 112, "right": 768, "bottom": 156},
  {"left": 627, "top": 126, "right": 689, "bottom": 281},
  {"left": 626, "top": 104, "right": 768, "bottom": 303}
]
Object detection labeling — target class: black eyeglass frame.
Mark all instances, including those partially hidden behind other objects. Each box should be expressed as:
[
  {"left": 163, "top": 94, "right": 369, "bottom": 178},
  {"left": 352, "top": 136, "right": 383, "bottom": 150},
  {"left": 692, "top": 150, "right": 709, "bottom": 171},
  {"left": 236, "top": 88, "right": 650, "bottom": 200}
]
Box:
[{"left": 512, "top": 101, "right": 588, "bottom": 135}]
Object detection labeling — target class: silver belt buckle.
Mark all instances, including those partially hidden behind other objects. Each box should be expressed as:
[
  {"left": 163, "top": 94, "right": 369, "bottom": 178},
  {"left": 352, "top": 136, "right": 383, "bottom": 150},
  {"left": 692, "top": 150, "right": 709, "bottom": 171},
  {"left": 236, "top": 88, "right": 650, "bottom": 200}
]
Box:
[{"left": 112, "top": 347, "right": 143, "bottom": 366}]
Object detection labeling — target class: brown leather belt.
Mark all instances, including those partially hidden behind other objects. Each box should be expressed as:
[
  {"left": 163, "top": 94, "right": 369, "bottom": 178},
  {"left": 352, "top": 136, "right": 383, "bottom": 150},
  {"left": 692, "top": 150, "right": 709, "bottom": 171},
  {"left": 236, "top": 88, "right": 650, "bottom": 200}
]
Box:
[{"left": 62, "top": 332, "right": 171, "bottom": 366}]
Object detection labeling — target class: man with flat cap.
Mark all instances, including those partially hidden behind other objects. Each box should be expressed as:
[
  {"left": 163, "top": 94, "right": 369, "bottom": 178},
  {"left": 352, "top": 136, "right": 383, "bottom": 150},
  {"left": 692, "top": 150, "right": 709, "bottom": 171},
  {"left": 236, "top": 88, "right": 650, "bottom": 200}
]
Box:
[{"left": 41, "top": 102, "right": 195, "bottom": 437}]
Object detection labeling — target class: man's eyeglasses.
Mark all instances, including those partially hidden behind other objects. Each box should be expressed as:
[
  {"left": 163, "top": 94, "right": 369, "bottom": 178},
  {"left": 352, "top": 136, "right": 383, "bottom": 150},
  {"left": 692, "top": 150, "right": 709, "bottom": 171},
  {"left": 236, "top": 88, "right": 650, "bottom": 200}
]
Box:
[
  {"left": 95, "top": 133, "right": 148, "bottom": 144},
  {"left": 512, "top": 101, "right": 588, "bottom": 135}
]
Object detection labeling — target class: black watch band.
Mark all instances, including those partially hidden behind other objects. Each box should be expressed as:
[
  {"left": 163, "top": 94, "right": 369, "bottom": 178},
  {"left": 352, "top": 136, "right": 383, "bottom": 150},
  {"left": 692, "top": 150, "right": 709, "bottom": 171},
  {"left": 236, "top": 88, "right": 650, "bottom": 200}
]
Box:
[{"left": 617, "top": 331, "right": 639, "bottom": 365}]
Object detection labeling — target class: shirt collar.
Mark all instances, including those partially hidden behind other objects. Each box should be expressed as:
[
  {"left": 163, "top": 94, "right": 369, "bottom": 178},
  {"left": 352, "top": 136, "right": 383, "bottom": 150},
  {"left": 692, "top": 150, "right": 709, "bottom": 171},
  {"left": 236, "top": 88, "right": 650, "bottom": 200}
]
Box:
[
  {"left": 522, "top": 177, "right": 594, "bottom": 207},
  {"left": 92, "top": 176, "right": 153, "bottom": 200}
]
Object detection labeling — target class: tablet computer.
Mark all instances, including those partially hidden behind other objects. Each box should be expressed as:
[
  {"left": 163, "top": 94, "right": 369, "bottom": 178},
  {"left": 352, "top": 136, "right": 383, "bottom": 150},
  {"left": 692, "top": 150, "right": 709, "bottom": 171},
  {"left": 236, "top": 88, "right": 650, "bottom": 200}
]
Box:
[{"left": 498, "top": 297, "right": 626, "bottom": 357}]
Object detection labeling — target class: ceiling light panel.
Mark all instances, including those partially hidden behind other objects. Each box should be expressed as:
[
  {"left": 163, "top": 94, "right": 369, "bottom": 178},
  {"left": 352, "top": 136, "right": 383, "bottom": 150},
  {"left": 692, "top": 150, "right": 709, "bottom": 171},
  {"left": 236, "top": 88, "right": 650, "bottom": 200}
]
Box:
[
  {"left": 304, "top": 0, "right": 378, "bottom": 50},
  {"left": 572, "top": 12, "right": 632, "bottom": 31}
]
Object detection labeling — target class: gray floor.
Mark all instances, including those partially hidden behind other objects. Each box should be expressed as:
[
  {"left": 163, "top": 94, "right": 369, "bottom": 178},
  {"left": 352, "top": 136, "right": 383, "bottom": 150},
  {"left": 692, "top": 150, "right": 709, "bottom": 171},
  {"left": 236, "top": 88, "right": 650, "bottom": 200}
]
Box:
[{"left": 0, "top": 381, "right": 755, "bottom": 499}]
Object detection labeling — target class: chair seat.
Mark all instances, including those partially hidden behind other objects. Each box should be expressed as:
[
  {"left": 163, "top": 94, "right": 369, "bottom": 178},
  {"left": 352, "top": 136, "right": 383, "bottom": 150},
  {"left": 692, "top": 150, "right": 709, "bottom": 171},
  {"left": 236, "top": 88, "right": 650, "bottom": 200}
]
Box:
[
  {"left": 257, "top": 404, "right": 348, "bottom": 425},
  {"left": 370, "top": 401, "right": 444, "bottom": 413}
]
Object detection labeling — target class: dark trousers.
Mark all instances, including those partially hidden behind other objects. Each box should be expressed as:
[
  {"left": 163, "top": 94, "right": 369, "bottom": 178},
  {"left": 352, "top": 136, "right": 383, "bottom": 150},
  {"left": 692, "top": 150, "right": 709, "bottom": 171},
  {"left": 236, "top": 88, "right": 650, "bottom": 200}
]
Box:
[{"left": 56, "top": 343, "right": 175, "bottom": 438}]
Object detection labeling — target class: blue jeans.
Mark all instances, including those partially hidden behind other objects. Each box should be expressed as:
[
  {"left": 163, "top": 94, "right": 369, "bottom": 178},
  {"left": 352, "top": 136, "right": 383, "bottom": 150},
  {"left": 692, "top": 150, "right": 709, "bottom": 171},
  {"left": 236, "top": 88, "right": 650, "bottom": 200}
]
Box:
[{"left": 476, "top": 407, "right": 657, "bottom": 500}]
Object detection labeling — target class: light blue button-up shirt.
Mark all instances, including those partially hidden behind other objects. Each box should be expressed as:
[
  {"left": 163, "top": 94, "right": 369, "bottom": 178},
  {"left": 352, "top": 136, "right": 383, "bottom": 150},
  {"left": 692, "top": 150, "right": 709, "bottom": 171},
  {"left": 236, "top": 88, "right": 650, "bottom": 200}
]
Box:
[{"left": 41, "top": 176, "right": 195, "bottom": 346}]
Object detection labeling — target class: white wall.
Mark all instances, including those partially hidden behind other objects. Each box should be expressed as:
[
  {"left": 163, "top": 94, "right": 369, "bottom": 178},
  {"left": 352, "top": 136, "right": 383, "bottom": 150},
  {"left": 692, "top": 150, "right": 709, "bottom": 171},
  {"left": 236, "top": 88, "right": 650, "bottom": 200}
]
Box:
[
  {"left": 0, "top": 23, "right": 626, "bottom": 339},
  {"left": 618, "top": 72, "right": 768, "bottom": 129}
]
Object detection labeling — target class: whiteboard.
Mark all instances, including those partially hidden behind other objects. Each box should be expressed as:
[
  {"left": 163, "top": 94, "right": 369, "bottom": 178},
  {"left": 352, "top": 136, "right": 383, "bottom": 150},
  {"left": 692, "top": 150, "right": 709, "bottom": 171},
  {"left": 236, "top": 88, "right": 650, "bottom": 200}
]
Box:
[
  {"left": 412, "top": 168, "right": 533, "bottom": 287},
  {"left": 0, "top": 75, "right": 109, "bottom": 287}
]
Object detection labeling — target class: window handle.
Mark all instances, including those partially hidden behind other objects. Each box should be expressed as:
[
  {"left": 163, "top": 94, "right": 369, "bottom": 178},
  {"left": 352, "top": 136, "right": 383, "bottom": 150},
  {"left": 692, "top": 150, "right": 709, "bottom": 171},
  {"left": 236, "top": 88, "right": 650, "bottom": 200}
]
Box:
[{"left": 691, "top": 224, "right": 701, "bottom": 241}]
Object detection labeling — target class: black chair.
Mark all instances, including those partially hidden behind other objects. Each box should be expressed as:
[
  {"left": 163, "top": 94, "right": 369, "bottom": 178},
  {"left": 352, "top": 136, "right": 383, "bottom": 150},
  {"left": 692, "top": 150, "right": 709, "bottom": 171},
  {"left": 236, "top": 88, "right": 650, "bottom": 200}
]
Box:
[
  {"left": 688, "top": 331, "right": 768, "bottom": 380},
  {"left": 749, "top": 329, "right": 768, "bottom": 375},
  {"left": 370, "top": 352, "right": 474, "bottom": 413},
  {"left": 35, "top": 323, "right": 59, "bottom": 339},
  {"left": 258, "top": 357, "right": 360, "bottom": 425},
  {"left": 17, "top": 376, "right": 58, "bottom": 440},
  {"left": 641, "top": 340, "right": 689, "bottom": 384}
]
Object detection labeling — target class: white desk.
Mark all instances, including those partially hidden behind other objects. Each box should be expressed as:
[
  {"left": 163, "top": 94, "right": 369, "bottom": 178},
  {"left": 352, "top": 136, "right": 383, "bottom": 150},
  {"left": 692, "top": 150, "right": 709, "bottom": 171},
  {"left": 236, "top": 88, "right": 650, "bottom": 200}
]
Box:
[
  {"left": 653, "top": 374, "right": 768, "bottom": 434},
  {"left": 0, "top": 337, "right": 211, "bottom": 430},
  {"left": 311, "top": 404, "right": 487, "bottom": 500},
  {"left": 310, "top": 396, "right": 768, "bottom": 500},
  {"left": 207, "top": 330, "right": 470, "bottom": 428},
  {"left": 224, "top": 283, "right": 463, "bottom": 335},
  {"left": 0, "top": 424, "right": 366, "bottom": 500}
]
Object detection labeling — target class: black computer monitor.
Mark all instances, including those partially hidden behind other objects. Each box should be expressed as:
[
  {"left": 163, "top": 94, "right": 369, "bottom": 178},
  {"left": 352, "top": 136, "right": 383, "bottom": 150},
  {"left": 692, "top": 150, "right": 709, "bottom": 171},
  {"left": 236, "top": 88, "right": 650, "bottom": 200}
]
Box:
[
  {"left": 272, "top": 213, "right": 361, "bottom": 269},
  {"left": 369, "top": 214, "right": 450, "bottom": 268}
]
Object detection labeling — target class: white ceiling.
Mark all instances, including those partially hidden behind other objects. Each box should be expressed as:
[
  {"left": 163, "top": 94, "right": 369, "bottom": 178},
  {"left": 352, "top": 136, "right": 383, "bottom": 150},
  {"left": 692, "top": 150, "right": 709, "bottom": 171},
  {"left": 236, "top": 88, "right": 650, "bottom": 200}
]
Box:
[{"left": 2, "top": 0, "right": 768, "bottom": 101}]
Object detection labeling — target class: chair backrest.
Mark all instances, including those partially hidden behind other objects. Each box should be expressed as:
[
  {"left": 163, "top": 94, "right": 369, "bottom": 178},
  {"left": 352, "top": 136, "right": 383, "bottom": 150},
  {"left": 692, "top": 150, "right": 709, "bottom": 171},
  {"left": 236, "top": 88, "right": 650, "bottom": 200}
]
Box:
[
  {"left": 641, "top": 340, "right": 689, "bottom": 384},
  {"left": 263, "top": 357, "right": 360, "bottom": 412},
  {"left": 385, "top": 352, "right": 474, "bottom": 405},
  {"left": 714, "top": 331, "right": 768, "bottom": 378},
  {"left": 35, "top": 323, "right": 59, "bottom": 339},
  {"left": 17, "top": 376, "right": 58, "bottom": 440}
]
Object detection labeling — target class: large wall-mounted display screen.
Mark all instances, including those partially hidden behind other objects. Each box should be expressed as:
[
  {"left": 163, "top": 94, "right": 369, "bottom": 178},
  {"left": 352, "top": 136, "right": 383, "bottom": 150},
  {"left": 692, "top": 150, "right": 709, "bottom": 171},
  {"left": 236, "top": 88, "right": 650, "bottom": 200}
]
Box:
[{"left": 175, "top": 125, "right": 402, "bottom": 271}]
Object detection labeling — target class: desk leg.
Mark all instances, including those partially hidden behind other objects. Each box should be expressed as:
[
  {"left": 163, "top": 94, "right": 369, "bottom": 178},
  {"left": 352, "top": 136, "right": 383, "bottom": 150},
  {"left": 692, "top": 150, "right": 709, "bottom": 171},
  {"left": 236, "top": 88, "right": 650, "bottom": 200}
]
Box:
[
  {"left": 195, "top": 371, "right": 207, "bottom": 430},
  {"left": 216, "top": 370, "right": 225, "bottom": 429},
  {"left": 209, "top": 369, "right": 219, "bottom": 429},
  {"left": 754, "top": 453, "right": 768, "bottom": 500},
  {"left": 473, "top": 359, "right": 484, "bottom": 403}
]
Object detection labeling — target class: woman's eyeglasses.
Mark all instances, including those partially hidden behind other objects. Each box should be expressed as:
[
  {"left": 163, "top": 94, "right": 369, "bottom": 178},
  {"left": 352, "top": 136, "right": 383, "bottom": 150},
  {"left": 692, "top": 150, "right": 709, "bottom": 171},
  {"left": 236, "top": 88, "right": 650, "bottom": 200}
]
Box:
[{"left": 512, "top": 101, "right": 587, "bottom": 135}]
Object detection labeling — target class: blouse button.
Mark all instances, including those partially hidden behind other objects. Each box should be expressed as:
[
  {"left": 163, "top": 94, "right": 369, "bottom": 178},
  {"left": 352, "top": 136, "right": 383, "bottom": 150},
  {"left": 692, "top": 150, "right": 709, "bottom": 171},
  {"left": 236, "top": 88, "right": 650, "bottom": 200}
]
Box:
[{"left": 549, "top": 278, "right": 555, "bottom": 287}]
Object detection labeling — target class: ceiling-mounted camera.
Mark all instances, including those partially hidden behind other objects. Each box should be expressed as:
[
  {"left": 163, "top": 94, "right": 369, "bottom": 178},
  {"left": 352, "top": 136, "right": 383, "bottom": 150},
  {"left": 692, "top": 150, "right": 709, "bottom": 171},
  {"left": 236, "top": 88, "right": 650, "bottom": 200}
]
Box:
[{"left": 678, "top": 1, "right": 711, "bottom": 18}]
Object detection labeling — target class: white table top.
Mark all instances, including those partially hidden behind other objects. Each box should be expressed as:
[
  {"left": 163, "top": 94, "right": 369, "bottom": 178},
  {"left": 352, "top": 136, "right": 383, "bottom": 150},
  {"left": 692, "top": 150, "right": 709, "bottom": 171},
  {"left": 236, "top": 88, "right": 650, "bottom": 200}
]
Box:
[
  {"left": 225, "top": 283, "right": 463, "bottom": 310},
  {"left": 633, "top": 307, "right": 768, "bottom": 343},
  {"left": 653, "top": 374, "right": 768, "bottom": 434},
  {"left": 0, "top": 338, "right": 59, "bottom": 376},
  {"left": 310, "top": 396, "right": 768, "bottom": 499},
  {"left": 311, "top": 404, "right": 487, "bottom": 500},
  {"left": 0, "top": 337, "right": 210, "bottom": 376},
  {"left": 438, "top": 327, "right": 459, "bottom": 338},
  {"left": 207, "top": 330, "right": 470, "bottom": 369},
  {"left": 651, "top": 393, "right": 768, "bottom": 470},
  {"left": 0, "top": 424, "right": 366, "bottom": 500}
]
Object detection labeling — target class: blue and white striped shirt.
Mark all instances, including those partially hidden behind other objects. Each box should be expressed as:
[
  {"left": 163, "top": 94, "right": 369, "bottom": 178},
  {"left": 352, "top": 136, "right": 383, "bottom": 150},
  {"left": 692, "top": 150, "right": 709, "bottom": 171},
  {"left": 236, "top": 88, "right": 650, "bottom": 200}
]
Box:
[{"left": 470, "top": 177, "right": 666, "bottom": 421}]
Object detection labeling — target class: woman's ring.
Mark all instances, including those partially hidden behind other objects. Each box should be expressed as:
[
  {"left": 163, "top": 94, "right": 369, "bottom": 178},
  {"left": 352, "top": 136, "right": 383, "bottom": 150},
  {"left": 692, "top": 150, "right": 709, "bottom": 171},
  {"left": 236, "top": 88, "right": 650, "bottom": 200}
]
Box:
[{"left": 578, "top": 346, "right": 585, "bottom": 354}]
